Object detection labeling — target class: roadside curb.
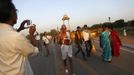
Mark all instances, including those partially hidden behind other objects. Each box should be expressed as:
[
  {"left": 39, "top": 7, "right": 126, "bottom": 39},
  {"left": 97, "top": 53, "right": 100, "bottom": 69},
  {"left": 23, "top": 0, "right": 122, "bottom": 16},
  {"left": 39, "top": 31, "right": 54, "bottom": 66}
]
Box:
[{"left": 123, "top": 44, "right": 134, "bottom": 49}]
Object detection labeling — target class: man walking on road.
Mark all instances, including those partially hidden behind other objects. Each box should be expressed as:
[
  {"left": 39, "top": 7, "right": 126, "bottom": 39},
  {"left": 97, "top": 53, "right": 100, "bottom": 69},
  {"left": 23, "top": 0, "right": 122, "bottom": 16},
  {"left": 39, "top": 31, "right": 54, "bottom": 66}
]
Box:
[
  {"left": 58, "top": 25, "right": 75, "bottom": 75},
  {"left": 82, "top": 25, "right": 92, "bottom": 56},
  {"left": 42, "top": 32, "right": 50, "bottom": 56},
  {"left": 74, "top": 26, "right": 86, "bottom": 60}
]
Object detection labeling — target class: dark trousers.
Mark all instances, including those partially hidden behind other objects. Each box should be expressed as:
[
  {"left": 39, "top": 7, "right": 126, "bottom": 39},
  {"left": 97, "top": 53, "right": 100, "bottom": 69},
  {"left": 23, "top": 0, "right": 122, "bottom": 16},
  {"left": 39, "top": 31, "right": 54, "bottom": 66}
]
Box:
[
  {"left": 85, "top": 40, "right": 92, "bottom": 56},
  {"left": 74, "top": 41, "right": 86, "bottom": 59},
  {"left": 35, "top": 40, "right": 41, "bottom": 51},
  {"left": 44, "top": 43, "right": 49, "bottom": 56},
  {"left": 45, "top": 44, "right": 49, "bottom": 56},
  {"left": 64, "top": 57, "right": 73, "bottom": 74}
]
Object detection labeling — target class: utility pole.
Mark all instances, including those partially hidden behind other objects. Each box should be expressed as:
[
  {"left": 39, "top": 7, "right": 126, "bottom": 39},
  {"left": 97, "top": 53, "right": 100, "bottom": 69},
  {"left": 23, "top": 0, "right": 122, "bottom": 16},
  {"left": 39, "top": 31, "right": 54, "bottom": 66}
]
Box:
[{"left": 108, "top": 17, "right": 111, "bottom": 22}]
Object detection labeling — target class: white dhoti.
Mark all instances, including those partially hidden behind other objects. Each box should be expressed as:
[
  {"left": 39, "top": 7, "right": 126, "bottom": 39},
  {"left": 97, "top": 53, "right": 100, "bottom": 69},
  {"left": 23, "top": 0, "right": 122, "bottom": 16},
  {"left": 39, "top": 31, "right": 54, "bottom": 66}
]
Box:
[{"left": 61, "top": 45, "right": 72, "bottom": 60}]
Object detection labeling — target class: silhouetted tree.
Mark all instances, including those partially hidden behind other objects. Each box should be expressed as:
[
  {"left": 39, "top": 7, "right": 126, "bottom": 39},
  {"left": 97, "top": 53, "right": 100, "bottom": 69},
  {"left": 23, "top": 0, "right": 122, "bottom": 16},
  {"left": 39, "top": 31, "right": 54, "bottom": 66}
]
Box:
[
  {"left": 113, "top": 19, "right": 125, "bottom": 28},
  {"left": 127, "top": 20, "right": 134, "bottom": 27},
  {"left": 49, "top": 29, "right": 58, "bottom": 36},
  {"left": 91, "top": 24, "right": 101, "bottom": 29}
]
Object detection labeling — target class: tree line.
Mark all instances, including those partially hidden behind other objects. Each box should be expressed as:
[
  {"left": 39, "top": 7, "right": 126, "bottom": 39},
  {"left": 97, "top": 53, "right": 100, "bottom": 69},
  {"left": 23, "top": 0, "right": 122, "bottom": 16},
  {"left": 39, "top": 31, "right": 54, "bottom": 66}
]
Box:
[
  {"left": 91, "top": 19, "right": 134, "bottom": 29},
  {"left": 48, "top": 19, "right": 134, "bottom": 36}
]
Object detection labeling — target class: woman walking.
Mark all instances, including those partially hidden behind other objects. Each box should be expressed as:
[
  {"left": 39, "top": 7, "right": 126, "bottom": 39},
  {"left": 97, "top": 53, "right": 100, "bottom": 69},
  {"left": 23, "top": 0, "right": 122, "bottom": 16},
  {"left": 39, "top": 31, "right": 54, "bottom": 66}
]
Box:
[
  {"left": 109, "top": 26, "right": 122, "bottom": 57},
  {"left": 100, "top": 26, "right": 112, "bottom": 62}
]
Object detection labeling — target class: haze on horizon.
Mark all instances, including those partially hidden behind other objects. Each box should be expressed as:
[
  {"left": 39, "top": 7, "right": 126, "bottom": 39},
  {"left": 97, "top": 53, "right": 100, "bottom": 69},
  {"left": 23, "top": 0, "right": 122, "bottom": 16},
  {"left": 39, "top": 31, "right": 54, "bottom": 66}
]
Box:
[{"left": 13, "top": 0, "right": 134, "bottom": 34}]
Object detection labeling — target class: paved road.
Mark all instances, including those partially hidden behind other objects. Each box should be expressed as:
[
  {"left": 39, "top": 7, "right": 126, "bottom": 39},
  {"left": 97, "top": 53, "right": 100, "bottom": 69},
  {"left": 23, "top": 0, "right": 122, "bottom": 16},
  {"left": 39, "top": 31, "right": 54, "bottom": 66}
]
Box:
[
  {"left": 29, "top": 40, "right": 134, "bottom": 75},
  {"left": 28, "top": 41, "right": 58, "bottom": 75}
]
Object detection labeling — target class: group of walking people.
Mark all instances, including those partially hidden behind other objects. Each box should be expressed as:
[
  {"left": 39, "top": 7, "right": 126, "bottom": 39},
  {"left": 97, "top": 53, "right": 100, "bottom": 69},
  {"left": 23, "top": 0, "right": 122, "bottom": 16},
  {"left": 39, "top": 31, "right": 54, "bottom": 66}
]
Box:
[
  {"left": 57, "top": 24, "right": 94, "bottom": 75},
  {"left": 57, "top": 24, "right": 122, "bottom": 75},
  {"left": 74, "top": 25, "right": 93, "bottom": 60},
  {"left": 34, "top": 29, "right": 51, "bottom": 57},
  {"left": 100, "top": 25, "right": 122, "bottom": 62},
  {"left": 0, "top": 0, "right": 122, "bottom": 75}
]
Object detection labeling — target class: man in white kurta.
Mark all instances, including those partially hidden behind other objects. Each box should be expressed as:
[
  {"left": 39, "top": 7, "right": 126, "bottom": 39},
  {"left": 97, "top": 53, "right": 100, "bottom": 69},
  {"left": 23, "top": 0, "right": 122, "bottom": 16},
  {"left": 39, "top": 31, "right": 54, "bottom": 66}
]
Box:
[
  {"left": 82, "top": 25, "right": 92, "bottom": 56},
  {"left": 61, "top": 31, "right": 72, "bottom": 60},
  {"left": 0, "top": 23, "right": 38, "bottom": 75}
]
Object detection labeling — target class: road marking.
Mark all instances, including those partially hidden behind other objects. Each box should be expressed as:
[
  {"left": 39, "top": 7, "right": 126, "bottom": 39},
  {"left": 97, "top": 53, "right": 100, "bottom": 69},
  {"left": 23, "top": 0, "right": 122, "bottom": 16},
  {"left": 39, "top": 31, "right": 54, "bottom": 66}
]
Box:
[{"left": 121, "top": 47, "right": 134, "bottom": 54}]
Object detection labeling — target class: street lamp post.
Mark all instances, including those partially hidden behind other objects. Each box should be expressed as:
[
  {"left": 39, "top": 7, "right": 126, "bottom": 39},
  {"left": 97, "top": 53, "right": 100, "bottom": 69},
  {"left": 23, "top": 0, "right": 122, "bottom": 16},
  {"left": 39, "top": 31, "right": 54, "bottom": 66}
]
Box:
[{"left": 108, "top": 17, "right": 111, "bottom": 22}]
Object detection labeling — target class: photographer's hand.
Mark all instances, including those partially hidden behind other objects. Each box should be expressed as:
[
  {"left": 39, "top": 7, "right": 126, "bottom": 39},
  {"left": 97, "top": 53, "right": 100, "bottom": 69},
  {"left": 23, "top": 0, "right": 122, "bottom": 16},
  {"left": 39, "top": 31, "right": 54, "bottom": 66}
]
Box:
[{"left": 17, "top": 20, "right": 29, "bottom": 32}]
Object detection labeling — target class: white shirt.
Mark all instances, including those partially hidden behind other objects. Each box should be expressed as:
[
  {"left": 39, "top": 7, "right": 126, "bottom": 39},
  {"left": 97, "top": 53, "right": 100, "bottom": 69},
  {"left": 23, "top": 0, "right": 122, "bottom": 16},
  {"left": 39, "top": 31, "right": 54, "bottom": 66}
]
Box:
[
  {"left": 0, "top": 23, "right": 38, "bottom": 75},
  {"left": 82, "top": 30, "right": 90, "bottom": 41},
  {"left": 46, "top": 35, "right": 52, "bottom": 40},
  {"left": 42, "top": 36, "right": 49, "bottom": 44},
  {"left": 61, "top": 32, "right": 72, "bottom": 60},
  {"left": 35, "top": 34, "right": 40, "bottom": 40}
]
